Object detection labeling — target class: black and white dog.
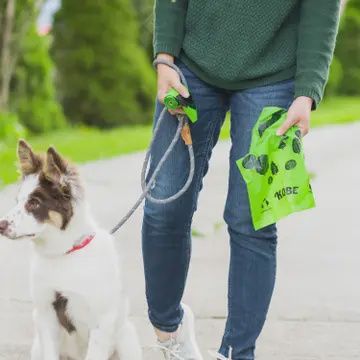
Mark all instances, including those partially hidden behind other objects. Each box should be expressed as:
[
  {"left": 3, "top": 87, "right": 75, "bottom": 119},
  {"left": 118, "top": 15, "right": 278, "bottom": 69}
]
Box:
[{"left": 0, "top": 140, "right": 142, "bottom": 360}]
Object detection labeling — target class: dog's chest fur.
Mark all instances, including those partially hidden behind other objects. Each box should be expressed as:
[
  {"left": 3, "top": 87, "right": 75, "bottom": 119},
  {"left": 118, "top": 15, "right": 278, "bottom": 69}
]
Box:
[{"left": 31, "top": 231, "right": 123, "bottom": 339}]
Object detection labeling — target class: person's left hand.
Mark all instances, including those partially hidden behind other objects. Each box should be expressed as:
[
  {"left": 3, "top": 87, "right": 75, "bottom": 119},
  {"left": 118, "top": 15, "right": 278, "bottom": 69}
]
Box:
[{"left": 276, "top": 96, "right": 313, "bottom": 137}]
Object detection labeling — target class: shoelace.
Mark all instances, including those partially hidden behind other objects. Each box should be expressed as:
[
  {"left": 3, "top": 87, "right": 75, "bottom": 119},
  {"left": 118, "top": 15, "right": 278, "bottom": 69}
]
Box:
[{"left": 154, "top": 338, "right": 185, "bottom": 360}]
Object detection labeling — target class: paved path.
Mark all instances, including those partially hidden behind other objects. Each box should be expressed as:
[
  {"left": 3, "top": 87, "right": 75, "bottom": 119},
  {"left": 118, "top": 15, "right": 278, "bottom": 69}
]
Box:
[{"left": 1, "top": 122, "right": 360, "bottom": 359}]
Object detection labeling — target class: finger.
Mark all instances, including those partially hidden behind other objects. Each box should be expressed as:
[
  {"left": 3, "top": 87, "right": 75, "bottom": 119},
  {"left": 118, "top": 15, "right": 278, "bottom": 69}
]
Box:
[
  {"left": 172, "top": 81, "right": 190, "bottom": 98},
  {"left": 157, "top": 87, "right": 167, "bottom": 104},
  {"left": 299, "top": 125, "right": 309, "bottom": 137},
  {"left": 173, "top": 108, "right": 185, "bottom": 114},
  {"left": 276, "top": 116, "right": 296, "bottom": 136},
  {"left": 295, "top": 117, "right": 310, "bottom": 136},
  {"left": 169, "top": 109, "right": 185, "bottom": 115}
]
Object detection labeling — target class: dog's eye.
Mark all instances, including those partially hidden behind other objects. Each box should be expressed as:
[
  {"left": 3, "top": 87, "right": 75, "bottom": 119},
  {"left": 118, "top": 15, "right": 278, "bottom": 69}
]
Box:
[{"left": 26, "top": 198, "right": 40, "bottom": 210}]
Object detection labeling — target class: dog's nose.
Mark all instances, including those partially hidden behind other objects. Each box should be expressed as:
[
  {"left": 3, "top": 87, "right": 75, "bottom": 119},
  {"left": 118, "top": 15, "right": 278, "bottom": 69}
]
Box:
[{"left": 0, "top": 220, "right": 9, "bottom": 235}]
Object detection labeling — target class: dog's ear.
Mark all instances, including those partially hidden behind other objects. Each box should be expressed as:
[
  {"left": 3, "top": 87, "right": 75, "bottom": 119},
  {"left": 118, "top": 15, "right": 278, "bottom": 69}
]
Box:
[
  {"left": 17, "top": 140, "right": 42, "bottom": 176},
  {"left": 43, "top": 147, "right": 68, "bottom": 186}
]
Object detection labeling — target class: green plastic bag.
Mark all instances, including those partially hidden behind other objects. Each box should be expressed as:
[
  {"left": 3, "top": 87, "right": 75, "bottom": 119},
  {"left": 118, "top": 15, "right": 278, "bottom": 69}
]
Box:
[{"left": 237, "top": 107, "right": 315, "bottom": 230}]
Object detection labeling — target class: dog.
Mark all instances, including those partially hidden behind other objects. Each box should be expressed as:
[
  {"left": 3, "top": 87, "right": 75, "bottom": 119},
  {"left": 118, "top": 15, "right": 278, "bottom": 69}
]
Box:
[{"left": 0, "top": 140, "right": 142, "bottom": 360}]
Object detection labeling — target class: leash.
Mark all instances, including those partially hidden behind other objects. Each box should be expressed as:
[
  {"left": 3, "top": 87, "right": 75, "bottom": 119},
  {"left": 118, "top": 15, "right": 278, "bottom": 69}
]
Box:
[{"left": 110, "top": 59, "right": 195, "bottom": 235}]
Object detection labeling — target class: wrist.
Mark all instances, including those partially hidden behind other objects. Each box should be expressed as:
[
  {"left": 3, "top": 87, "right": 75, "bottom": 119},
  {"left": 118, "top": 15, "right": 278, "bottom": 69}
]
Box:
[
  {"left": 296, "top": 96, "right": 313, "bottom": 108},
  {"left": 156, "top": 53, "right": 174, "bottom": 63}
]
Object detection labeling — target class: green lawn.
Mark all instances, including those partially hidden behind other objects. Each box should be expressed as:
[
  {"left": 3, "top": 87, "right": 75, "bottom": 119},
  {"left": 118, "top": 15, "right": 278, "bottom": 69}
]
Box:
[{"left": 1, "top": 96, "right": 359, "bottom": 187}]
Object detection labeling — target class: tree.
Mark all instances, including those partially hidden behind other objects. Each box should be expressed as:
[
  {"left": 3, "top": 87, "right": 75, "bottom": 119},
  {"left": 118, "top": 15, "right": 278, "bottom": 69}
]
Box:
[
  {"left": 0, "top": 0, "right": 65, "bottom": 133},
  {"left": 52, "top": 0, "right": 156, "bottom": 128},
  {"left": 0, "top": 0, "right": 39, "bottom": 110},
  {"left": 1, "top": 0, "right": 19, "bottom": 110},
  {"left": 11, "top": 25, "right": 66, "bottom": 133},
  {"left": 335, "top": 0, "right": 360, "bottom": 95}
]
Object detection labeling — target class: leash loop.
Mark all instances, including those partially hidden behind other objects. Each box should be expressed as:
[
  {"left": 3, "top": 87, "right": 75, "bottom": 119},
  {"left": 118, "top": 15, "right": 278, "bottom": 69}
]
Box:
[{"left": 110, "top": 60, "right": 195, "bottom": 234}]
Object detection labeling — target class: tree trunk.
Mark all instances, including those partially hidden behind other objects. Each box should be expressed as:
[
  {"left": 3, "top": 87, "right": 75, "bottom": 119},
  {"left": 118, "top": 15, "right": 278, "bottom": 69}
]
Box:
[{"left": 0, "top": 0, "right": 16, "bottom": 111}]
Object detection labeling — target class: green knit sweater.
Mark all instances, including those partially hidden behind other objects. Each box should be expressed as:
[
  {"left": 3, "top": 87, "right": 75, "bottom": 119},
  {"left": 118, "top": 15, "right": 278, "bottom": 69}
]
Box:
[{"left": 154, "top": 0, "right": 341, "bottom": 107}]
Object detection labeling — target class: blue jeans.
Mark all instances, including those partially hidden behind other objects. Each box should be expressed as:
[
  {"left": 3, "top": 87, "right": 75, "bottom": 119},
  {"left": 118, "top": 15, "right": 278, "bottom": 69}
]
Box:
[{"left": 142, "top": 61, "right": 294, "bottom": 360}]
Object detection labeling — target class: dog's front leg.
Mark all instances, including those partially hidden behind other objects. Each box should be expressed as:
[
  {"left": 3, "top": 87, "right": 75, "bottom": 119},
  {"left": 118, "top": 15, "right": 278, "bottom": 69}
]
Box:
[
  {"left": 33, "top": 306, "right": 61, "bottom": 360},
  {"left": 85, "top": 311, "right": 117, "bottom": 360},
  {"left": 31, "top": 333, "right": 42, "bottom": 360}
]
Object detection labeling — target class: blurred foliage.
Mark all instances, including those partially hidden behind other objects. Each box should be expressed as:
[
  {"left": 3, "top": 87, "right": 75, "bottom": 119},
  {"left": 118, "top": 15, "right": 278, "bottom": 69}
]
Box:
[
  {"left": 2, "top": 96, "right": 360, "bottom": 187},
  {"left": 51, "top": 0, "right": 156, "bottom": 128},
  {"left": 0, "top": 111, "right": 26, "bottom": 143},
  {"left": 0, "top": 0, "right": 36, "bottom": 111},
  {"left": 325, "top": 56, "right": 343, "bottom": 96},
  {"left": 335, "top": 0, "right": 360, "bottom": 95},
  {"left": 132, "top": 0, "right": 154, "bottom": 60},
  {"left": 0, "top": 0, "right": 357, "bottom": 140},
  {"left": 10, "top": 25, "right": 66, "bottom": 133},
  {"left": 0, "top": 0, "right": 66, "bottom": 136}
]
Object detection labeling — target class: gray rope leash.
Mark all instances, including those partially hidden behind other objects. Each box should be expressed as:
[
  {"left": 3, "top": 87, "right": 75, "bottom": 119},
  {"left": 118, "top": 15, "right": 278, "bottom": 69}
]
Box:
[{"left": 110, "top": 60, "right": 195, "bottom": 234}]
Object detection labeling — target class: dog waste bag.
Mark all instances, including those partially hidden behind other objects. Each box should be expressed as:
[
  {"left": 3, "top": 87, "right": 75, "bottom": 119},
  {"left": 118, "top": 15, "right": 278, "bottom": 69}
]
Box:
[{"left": 237, "top": 107, "right": 315, "bottom": 230}]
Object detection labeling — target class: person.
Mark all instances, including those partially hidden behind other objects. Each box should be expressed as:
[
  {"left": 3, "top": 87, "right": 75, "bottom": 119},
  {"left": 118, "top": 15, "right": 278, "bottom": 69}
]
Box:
[{"left": 142, "top": 1, "right": 341, "bottom": 359}]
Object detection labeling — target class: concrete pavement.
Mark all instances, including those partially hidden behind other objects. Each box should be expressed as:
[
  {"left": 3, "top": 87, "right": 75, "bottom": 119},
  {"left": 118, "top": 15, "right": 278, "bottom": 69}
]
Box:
[{"left": 0, "top": 122, "right": 360, "bottom": 359}]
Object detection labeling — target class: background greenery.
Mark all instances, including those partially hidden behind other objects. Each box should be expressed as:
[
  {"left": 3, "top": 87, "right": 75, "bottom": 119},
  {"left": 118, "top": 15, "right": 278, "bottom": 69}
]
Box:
[
  {"left": 14, "top": 24, "right": 66, "bottom": 132},
  {"left": 1, "top": 96, "right": 359, "bottom": 187},
  {"left": 51, "top": 0, "right": 155, "bottom": 127},
  {"left": 0, "top": 0, "right": 359, "bottom": 187},
  {"left": 334, "top": 0, "right": 360, "bottom": 95}
]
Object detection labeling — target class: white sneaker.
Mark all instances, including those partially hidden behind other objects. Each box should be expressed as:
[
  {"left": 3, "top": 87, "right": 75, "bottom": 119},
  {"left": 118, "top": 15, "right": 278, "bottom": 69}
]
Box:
[
  {"left": 208, "top": 349, "right": 233, "bottom": 360},
  {"left": 156, "top": 303, "right": 203, "bottom": 360}
]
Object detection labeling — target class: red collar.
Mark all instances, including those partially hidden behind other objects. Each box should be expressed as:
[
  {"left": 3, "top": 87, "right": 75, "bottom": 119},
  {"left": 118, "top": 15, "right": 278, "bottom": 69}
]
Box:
[{"left": 66, "top": 234, "right": 95, "bottom": 255}]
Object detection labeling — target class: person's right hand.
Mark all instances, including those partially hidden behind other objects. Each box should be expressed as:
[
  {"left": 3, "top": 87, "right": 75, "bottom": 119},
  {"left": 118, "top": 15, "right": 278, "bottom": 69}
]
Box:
[{"left": 156, "top": 53, "right": 189, "bottom": 114}]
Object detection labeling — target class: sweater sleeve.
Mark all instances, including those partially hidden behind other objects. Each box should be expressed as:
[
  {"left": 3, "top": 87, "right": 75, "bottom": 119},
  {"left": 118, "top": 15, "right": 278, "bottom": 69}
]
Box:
[
  {"left": 295, "top": 0, "right": 341, "bottom": 109},
  {"left": 153, "top": 0, "right": 188, "bottom": 58}
]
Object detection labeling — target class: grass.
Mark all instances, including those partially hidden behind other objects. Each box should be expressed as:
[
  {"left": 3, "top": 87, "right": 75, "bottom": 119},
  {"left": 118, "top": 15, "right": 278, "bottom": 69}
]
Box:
[
  {"left": 0, "top": 125, "right": 153, "bottom": 186},
  {"left": 1, "top": 96, "right": 359, "bottom": 187},
  {"left": 219, "top": 96, "right": 360, "bottom": 140}
]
